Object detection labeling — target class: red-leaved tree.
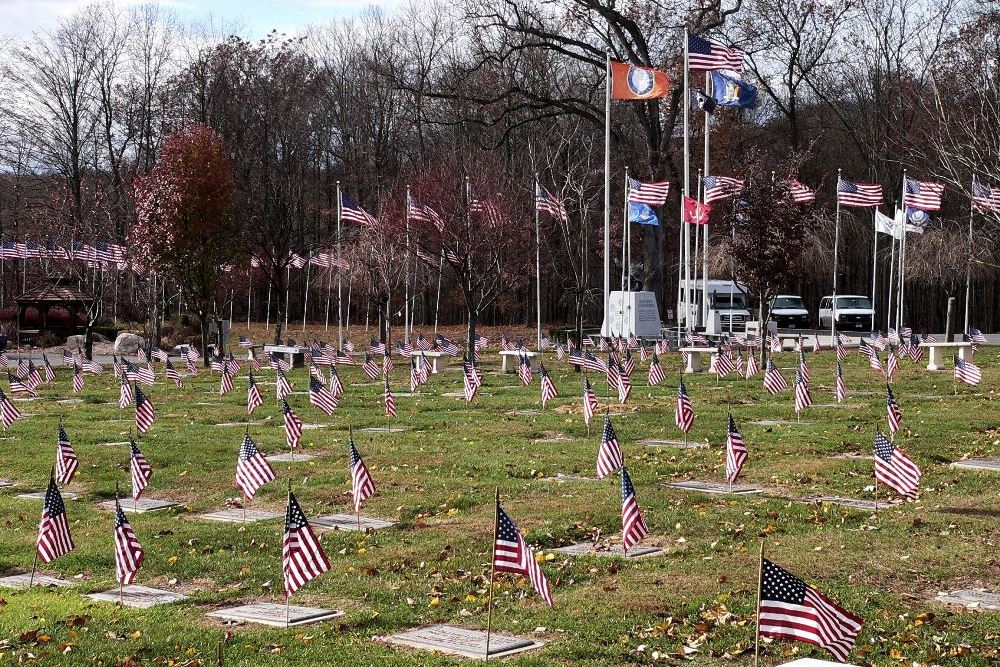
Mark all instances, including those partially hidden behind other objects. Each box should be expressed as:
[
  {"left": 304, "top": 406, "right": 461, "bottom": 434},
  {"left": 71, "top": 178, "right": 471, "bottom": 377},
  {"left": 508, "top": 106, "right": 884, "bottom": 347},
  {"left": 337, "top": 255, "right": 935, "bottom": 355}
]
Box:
[{"left": 132, "top": 124, "right": 243, "bottom": 364}]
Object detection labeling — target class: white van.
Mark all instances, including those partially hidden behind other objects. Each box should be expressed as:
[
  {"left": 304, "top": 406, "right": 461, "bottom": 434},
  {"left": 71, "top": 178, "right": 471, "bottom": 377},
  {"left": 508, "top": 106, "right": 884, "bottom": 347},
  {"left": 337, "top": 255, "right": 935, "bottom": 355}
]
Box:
[
  {"left": 771, "top": 295, "right": 810, "bottom": 329},
  {"left": 679, "top": 279, "right": 752, "bottom": 333},
  {"left": 818, "top": 295, "right": 874, "bottom": 331}
]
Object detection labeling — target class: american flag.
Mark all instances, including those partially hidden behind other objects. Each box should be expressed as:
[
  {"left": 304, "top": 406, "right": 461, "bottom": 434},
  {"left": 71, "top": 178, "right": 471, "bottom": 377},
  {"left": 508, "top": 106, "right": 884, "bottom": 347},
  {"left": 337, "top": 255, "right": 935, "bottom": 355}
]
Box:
[
  {"left": 967, "top": 327, "right": 988, "bottom": 346},
  {"left": 340, "top": 194, "right": 377, "bottom": 227},
  {"left": 130, "top": 436, "right": 152, "bottom": 500},
  {"left": 349, "top": 438, "right": 376, "bottom": 512},
  {"left": 185, "top": 348, "right": 198, "bottom": 375},
  {"left": 283, "top": 490, "right": 331, "bottom": 596},
  {"left": 745, "top": 352, "right": 760, "bottom": 378},
  {"left": 583, "top": 351, "right": 607, "bottom": 373},
  {"left": 151, "top": 347, "right": 169, "bottom": 363},
  {"left": 396, "top": 341, "right": 413, "bottom": 358},
  {"left": 675, "top": 379, "right": 694, "bottom": 434},
  {"left": 361, "top": 353, "right": 380, "bottom": 381},
  {"left": 209, "top": 353, "right": 225, "bottom": 372},
  {"left": 596, "top": 414, "right": 624, "bottom": 479},
  {"left": 886, "top": 349, "right": 899, "bottom": 379},
  {"left": 539, "top": 365, "right": 558, "bottom": 407},
  {"left": 886, "top": 385, "right": 902, "bottom": 435},
  {"left": 165, "top": 360, "right": 182, "bottom": 388},
  {"left": 687, "top": 33, "right": 745, "bottom": 71},
  {"left": 269, "top": 352, "right": 291, "bottom": 372},
  {"left": 135, "top": 385, "right": 155, "bottom": 433},
  {"left": 226, "top": 353, "right": 242, "bottom": 374},
  {"left": 370, "top": 339, "right": 387, "bottom": 355},
  {"left": 493, "top": 502, "right": 553, "bottom": 606},
  {"left": 238, "top": 335, "right": 255, "bottom": 348},
  {"left": 904, "top": 177, "right": 945, "bottom": 211},
  {"left": 758, "top": 558, "right": 863, "bottom": 661},
  {"left": 329, "top": 367, "right": 344, "bottom": 400},
  {"left": 119, "top": 376, "right": 134, "bottom": 408},
  {"left": 384, "top": 377, "right": 396, "bottom": 418},
  {"left": 436, "top": 335, "right": 459, "bottom": 356},
  {"left": 868, "top": 348, "right": 883, "bottom": 372},
  {"left": 36, "top": 476, "right": 75, "bottom": 563},
  {"left": 733, "top": 351, "right": 745, "bottom": 376},
  {"left": 794, "top": 369, "right": 811, "bottom": 413},
  {"left": 283, "top": 401, "right": 303, "bottom": 449},
  {"left": 782, "top": 179, "right": 816, "bottom": 204},
  {"left": 8, "top": 372, "right": 36, "bottom": 397},
  {"left": 874, "top": 430, "right": 921, "bottom": 499},
  {"left": 463, "top": 360, "right": 479, "bottom": 402},
  {"left": 715, "top": 350, "right": 734, "bottom": 378},
  {"left": 414, "top": 334, "right": 431, "bottom": 351},
  {"left": 908, "top": 334, "right": 924, "bottom": 362},
  {"left": 61, "top": 348, "right": 73, "bottom": 364},
  {"left": 16, "top": 357, "right": 28, "bottom": 377},
  {"left": 72, "top": 365, "right": 85, "bottom": 393},
  {"left": 137, "top": 347, "right": 148, "bottom": 364},
  {"left": 26, "top": 360, "right": 41, "bottom": 387},
  {"left": 836, "top": 362, "right": 847, "bottom": 403},
  {"left": 615, "top": 363, "right": 631, "bottom": 403},
  {"left": 582, "top": 379, "right": 599, "bottom": 427},
  {"left": 704, "top": 175, "right": 744, "bottom": 203},
  {"left": 276, "top": 368, "right": 293, "bottom": 401},
  {"left": 137, "top": 364, "right": 155, "bottom": 386},
  {"left": 606, "top": 356, "right": 620, "bottom": 390},
  {"left": 837, "top": 179, "right": 882, "bottom": 207},
  {"left": 236, "top": 433, "right": 276, "bottom": 499},
  {"left": 309, "top": 377, "right": 337, "bottom": 415},
  {"left": 627, "top": 177, "right": 670, "bottom": 206},
  {"left": 55, "top": 425, "right": 79, "bottom": 484},
  {"left": 972, "top": 180, "right": 1000, "bottom": 212},
  {"left": 954, "top": 355, "right": 982, "bottom": 386},
  {"left": 407, "top": 192, "right": 444, "bottom": 230},
  {"left": 648, "top": 353, "right": 665, "bottom": 386},
  {"left": 763, "top": 358, "right": 787, "bottom": 394},
  {"left": 726, "top": 414, "right": 747, "bottom": 483},
  {"left": 517, "top": 354, "right": 534, "bottom": 386},
  {"left": 620, "top": 466, "right": 648, "bottom": 551},
  {"left": 812, "top": 335, "right": 822, "bottom": 353},
  {"left": 797, "top": 349, "right": 810, "bottom": 385},
  {"left": 219, "top": 364, "right": 235, "bottom": 395},
  {"left": 113, "top": 498, "right": 144, "bottom": 585},
  {"left": 535, "top": 183, "right": 568, "bottom": 221},
  {"left": 409, "top": 359, "right": 420, "bottom": 392}
]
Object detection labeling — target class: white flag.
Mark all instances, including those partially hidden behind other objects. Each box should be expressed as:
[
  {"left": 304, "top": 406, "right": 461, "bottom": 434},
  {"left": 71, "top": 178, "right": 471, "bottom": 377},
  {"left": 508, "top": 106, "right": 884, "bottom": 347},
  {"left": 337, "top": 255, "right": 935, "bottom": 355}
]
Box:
[{"left": 874, "top": 209, "right": 896, "bottom": 237}]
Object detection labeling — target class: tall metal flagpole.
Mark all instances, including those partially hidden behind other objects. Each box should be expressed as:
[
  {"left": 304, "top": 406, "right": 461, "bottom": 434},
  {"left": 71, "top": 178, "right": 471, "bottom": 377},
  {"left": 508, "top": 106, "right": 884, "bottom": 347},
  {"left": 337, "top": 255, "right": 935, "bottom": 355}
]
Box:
[
  {"left": 301, "top": 252, "right": 312, "bottom": 332},
  {"left": 682, "top": 27, "right": 691, "bottom": 337},
  {"left": 964, "top": 182, "right": 975, "bottom": 332},
  {"left": 676, "top": 190, "right": 684, "bottom": 345},
  {"left": 621, "top": 168, "right": 630, "bottom": 337},
  {"left": 887, "top": 227, "right": 897, "bottom": 332},
  {"left": 284, "top": 265, "right": 291, "bottom": 329},
  {"left": 692, "top": 170, "right": 703, "bottom": 323},
  {"left": 870, "top": 210, "right": 879, "bottom": 323},
  {"left": 701, "top": 71, "right": 711, "bottom": 328},
  {"left": 535, "top": 173, "right": 542, "bottom": 350},
  {"left": 404, "top": 185, "right": 411, "bottom": 345},
  {"left": 434, "top": 250, "right": 444, "bottom": 336},
  {"left": 831, "top": 168, "right": 841, "bottom": 344},
  {"left": 603, "top": 51, "right": 612, "bottom": 337},
  {"left": 896, "top": 170, "right": 907, "bottom": 331},
  {"left": 336, "top": 182, "right": 344, "bottom": 349}
]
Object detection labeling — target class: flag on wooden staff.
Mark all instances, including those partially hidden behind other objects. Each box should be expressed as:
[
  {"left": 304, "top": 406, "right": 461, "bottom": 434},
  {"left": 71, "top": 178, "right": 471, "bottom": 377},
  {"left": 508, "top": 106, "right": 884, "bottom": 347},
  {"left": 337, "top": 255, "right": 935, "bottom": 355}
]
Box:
[
  {"left": 130, "top": 435, "right": 152, "bottom": 500},
  {"left": 247, "top": 372, "right": 264, "bottom": 414},
  {"left": 349, "top": 437, "right": 376, "bottom": 512},
  {"left": 135, "top": 385, "right": 155, "bottom": 433},
  {"left": 283, "top": 489, "right": 331, "bottom": 596},
  {"left": 620, "top": 466, "right": 648, "bottom": 551},
  {"left": 282, "top": 400, "right": 303, "bottom": 449},
  {"left": 874, "top": 430, "right": 921, "bottom": 499},
  {"left": 726, "top": 413, "right": 747, "bottom": 483},
  {"left": 596, "top": 414, "right": 624, "bottom": 479},
  {"left": 675, "top": 379, "right": 694, "bottom": 434},
  {"left": 55, "top": 425, "right": 79, "bottom": 485},
  {"left": 37, "top": 475, "right": 75, "bottom": 563},
  {"left": 493, "top": 501, "right": 553, "bottom": 606},
  {"left": 236, "top": 433, "right": 276, "bottom": 500},
  {"left": 113, "top": 497, "right": 144, "bottom": 585}
]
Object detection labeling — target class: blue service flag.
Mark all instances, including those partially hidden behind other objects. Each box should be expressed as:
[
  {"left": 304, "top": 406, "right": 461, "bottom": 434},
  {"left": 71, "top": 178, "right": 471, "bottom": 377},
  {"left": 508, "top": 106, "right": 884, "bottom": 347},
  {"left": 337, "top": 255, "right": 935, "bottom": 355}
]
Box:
[
  {"left": 628, "top": 202, "right": 659, "bottom": 226},
  {"left": 710, "top": 70, "right": 758, "bottom": 108}
]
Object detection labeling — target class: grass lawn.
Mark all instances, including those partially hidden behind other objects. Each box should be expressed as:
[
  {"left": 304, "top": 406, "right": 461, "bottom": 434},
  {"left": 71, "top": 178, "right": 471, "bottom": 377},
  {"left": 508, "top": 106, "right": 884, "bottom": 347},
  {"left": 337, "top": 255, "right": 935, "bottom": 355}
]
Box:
[{"left": 1, "top": 337, "right": 998, "bottom": 665}]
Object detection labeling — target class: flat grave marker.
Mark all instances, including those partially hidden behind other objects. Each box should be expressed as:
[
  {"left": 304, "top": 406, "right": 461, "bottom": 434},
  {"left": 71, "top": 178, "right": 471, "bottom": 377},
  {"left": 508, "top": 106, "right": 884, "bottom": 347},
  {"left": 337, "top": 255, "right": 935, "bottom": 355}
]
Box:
[
  {"left": 18, "top": 491, "right": 79, "bottom": 501},
  {"left": 810, "top": 496, "right": 878, "bottom": 512},
  {"left": 360, "top": 426, "right": 408, "bottom": 433},
  {"left": 935, "top": 589, "right": 1000, "bottom": 611},
  {"left": 0, "top": 480, "right": 13, "bottom": 488},
  {"left": 194, "top": 508, "right": 282, "bottom": 523},
  {"left": 639, "top": 438, "right": 707, "bottom": 449},
  {"left": 661, "top": 480, "right": 763, "bottom": 495},
  {"left": 776, "top": 659, "right": 860, "bottom": 667},
  {"left": 538, "top": 473, "right": 597, "bottom": 484},
  {"left": 208, "top": 602, "right": 344, "bottom": 627},
  {"left": 0, "top": 573, "right": 75, "bottom": 589},
  {"left": 950, "top": 459, "right": 1000, "bottom": 472},
  {"left": 749, "top": 420, "right": 799, "bottom": 426},
  {"left": 312, "top": 514, "right": 395, "bottom": 532},
  {"left": 383, "top": 624, "right": 544, "bottom": 660},
  {"left": 88, "top": 585, "right": 188, "bottom": 608},
  {"left": 98, "top": 498, "right": 179, "bottom": 513},
  {"left": 553, "top": 543, "right": 662, "bottom": 558},
  {"left": 268, "top": 452, "right": 315, "bottom": 463},
  {"left": 301, "top": 423, "right": 330, "bottom": 430},
  {"left": 56, "top": 398, "right": 84, "bottom": 404}
]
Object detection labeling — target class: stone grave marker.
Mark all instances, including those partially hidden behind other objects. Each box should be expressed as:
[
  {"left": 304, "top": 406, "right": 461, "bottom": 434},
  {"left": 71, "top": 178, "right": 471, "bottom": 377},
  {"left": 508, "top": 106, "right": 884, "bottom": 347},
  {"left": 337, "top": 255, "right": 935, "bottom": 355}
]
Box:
[
  {"left": 811, "top": 496, "right": 878, "bottom": 512},
  {"left": 776, "top": 659, "right": 859, "bottom": 667},
  {"left": 661, "top": 480, "right": 762, "bottom": 495},
  {"left": 639, "top": 439, "right": 707, "bottom": 449},
  {"left": 0, "top": 479, "right": 13, "bottom": 488},
  {"left": 935, "top": 589, "right": 1000, "bottom": 611},
  {"left": 0, "top": 573, "right": 74, "bottom": 589},
  {"left": 749, "top": 420, "right": 798, "bottom": 426},
  {"left": 208, "top": 602, "right": 344, "bottom": 627},
  {"left": 383, "top": 624, "right": 543, "bottom": 660},
  {"left": 99, "top": 498, "right": 179, "bottom": 513},
  {"left": 56, "top": 398, "right": 84, "bottom": 404},
  {"left": 538, "top": 473, "right": 596, "bottom": 484},
  {"left": 88, "top": 584, "right": 188, "bottom": 608},
  {"left": 194, "top": 508, "right": 282, "bottom": 523},
  {"left": 301, "top": 423, "right": 329, "bottom": 430},
  {"left": 268, "top": 452, "right": 315, "bottom": 463},
  {"left": 18, "top": 491, "right": 79, "bottom": 501},
  {"left": 552, "top": 543, "right": 662, "bottom": 558},
  {"left": 360, "top": 426, "right": 408, "bottom": 433},
  {"left": 950, "top": 459, "right": 1000, "bottom": 472},
  {"left": 312, "top": 514, "right": 395, "bottom": 532}
]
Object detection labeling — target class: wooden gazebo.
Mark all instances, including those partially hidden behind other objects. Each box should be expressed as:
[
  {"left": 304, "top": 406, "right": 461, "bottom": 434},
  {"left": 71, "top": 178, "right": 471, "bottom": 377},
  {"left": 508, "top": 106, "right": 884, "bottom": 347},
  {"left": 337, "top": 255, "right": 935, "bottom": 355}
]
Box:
[{"left": 15, "top": 283, "right": 92, "bottom": 340}]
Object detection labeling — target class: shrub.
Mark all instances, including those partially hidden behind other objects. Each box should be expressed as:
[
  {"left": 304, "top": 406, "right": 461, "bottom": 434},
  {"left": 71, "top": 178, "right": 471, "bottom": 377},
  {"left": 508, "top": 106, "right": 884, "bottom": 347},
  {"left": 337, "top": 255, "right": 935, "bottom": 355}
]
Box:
[{"left": 47, "top": 306, "right": 71, "bottom": 326}]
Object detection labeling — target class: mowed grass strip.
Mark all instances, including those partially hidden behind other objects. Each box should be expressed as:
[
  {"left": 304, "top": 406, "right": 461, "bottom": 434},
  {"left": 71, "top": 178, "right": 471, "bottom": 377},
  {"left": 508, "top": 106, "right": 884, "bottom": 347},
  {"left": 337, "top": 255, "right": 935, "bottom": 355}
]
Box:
[{"left": 0, "top": 345, "right": 998, "bottom": 665}]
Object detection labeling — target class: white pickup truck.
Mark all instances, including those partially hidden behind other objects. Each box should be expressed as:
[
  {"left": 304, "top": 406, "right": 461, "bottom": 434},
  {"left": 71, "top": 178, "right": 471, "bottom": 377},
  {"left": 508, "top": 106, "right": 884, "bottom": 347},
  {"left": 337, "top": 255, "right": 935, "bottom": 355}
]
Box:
[{"left": 818, "top": 295, "right": 874, "bottom": 332}]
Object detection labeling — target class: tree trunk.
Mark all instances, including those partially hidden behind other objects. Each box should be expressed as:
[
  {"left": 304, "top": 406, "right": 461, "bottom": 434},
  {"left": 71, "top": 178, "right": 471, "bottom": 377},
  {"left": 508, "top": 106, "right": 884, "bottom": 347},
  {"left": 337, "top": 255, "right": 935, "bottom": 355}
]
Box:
[
  {"left": 198, "top": 312, "right": 210, "bottom": 366},
  {"left": 467, "top": 310, "right": 478, "bottom": 362}
]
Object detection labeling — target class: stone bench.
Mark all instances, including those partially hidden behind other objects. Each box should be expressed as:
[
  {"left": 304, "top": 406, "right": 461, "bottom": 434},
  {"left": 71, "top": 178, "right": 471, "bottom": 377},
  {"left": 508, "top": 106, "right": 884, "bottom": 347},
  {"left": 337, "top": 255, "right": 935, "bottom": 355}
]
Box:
[
  {"left": 412, "top": 350, "right": 446, "bottom": 373},
  {"left": 921, "top": 341, "right": 973, "bottom": 371},
  {"left": 678, "top": 346, "right": 715, "bottom": 373},
  {"left": 499, "top": 350, "right": 537, "bottom": 373},
  {"left": 263, "top": 344, "right": 308, "bottom": 368}
]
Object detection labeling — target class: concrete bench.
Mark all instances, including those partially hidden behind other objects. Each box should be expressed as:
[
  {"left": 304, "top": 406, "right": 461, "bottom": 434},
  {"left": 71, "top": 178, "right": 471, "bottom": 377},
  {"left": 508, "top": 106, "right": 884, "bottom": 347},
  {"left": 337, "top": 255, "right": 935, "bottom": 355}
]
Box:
[
  {"left": 412, "top": 350, "right": 446, "bottom": 374},
  {"left": 678, "top": 346, "right": 715, "bottom": 373},
  {"left": 921, "top": 341, "right": 973, "bottom": 371},
  {"left": 263, "top": 344, "right": 308, "bottom": 368},
  {"left": 499, "top": 350, "right": 537, "bottom": 373}
]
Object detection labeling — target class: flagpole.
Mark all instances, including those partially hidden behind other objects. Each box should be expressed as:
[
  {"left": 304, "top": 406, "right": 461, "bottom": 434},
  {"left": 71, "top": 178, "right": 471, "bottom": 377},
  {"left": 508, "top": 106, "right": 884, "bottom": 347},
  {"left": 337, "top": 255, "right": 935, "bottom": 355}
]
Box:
[
  {"left": 404, "top": 185, "right": 411, "bottom": 345},
  {"left": 887, "top": 225, "right": 897, "bottom": 332},
  {"left": 963, "top": 187, "right": 974, "bottom": 333},
  {"left": 896, "top": 170, "right": 907, "bottom": 332},
  {"left": 701, "top": 71, "right": 711, "bottom": 329},
  {"left": 335, "top": 183, "right": 345, "bottom": 348},
  {"left": 434, "top": 250, "right": 444, "bottom": 336},
  {"left": 284, "top": 265, "right": 290, "bottom": 330},
  {"left": 535, "top": 173, "right": 542, "bottom": 350},
  {"left": 302, "top": 252, "right": 312, "bottom": 332},
  {"left": 485, "top": 487, "right": 500, "bottom": 661},
  {"left": 753, "top": 539, "right": 764, "bottom": 667},
  {"left": 621, "top": 167, "right": 628, "bottom": 338},
  {"left": 692, "top": 170, "right": 703, "bottom": 329},
  {"left": 265, "top": 278, "right": 271, "bottom": 331},
  {"left": 831, "top": 168, "right": 841, "bottom": 345},
  {"left": 870, "top": 210, "right": 879, "bottom": 323},
  {"left": 682, "top": 28, "right": 691, "bottom": 338},
  {"left": 676, "top": 190, "right": 683, "bottom": 346},
  {"left": 285, "top": 480, "right": 292, "bottom": 628},
  {"left": 603, "top": 50, "right": 612, "bottom": 338},
  {"left": 247, "top": 275, "right": 253, "bottom": 331}
]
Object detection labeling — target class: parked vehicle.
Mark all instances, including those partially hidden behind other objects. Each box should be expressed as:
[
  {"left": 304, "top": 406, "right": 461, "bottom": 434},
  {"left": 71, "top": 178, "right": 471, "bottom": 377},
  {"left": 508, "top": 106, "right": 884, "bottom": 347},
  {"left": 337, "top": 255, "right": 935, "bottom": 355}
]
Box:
[
  {"left": 679, "top": 279, "right": 751, "bottom": 333},
  {"left": 770, "top": 295, "right": 810, "bottom": 329},
  {"left": 818, "top": 295, "right": 874, "bottom": 331}
]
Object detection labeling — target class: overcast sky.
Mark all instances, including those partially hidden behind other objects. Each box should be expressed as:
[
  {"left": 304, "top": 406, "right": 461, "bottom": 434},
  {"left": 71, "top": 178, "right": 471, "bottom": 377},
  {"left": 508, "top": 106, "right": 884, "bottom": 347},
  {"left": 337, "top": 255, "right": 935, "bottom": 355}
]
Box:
[{"left": 0, "top": 0, "right": 402, "bottom": 40}]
